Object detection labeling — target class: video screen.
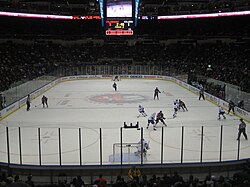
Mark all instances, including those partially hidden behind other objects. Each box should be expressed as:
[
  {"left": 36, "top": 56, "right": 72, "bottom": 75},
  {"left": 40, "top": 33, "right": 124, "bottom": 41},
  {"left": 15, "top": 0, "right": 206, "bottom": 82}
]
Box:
[{"left": 106, "top": 0, "right": 132, "bottom": 18}]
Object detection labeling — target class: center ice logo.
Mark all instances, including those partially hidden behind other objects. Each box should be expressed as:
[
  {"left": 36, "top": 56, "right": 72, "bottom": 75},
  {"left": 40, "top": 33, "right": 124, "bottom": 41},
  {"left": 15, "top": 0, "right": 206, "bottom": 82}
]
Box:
[{"left": 89, "top": 93, "right": 148, "bottom": 105}]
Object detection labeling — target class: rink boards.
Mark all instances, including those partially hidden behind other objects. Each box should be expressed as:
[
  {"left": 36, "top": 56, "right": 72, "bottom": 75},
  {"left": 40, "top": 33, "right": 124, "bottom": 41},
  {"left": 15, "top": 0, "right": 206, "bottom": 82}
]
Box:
[{"left": 0, "top": 75, "right": 249, "bottom": 165}]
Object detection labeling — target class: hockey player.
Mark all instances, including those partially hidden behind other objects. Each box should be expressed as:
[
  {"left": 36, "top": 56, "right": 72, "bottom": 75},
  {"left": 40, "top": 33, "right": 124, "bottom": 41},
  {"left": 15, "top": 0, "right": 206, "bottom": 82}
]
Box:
[
  {"left": 42, "top": 95, "right": 48, "bottom": 108},
  {"left": 228, "top": 100, "right": 235, "bottom": 115},
  {"left": 113, "top": 82, "right": 117, "bottom": 91},
  {"left": 218, "top": 106, "right": 226, "bottom": 120},
  {"left": 173, "top": 102, "right": 178, "bottom": 118},
  {"left": 154, "top": 111, "right": 167, "bottom": 127},
  {"left": 135, "top": 138, "right": 149, "bottom": 157},
  {"left": 154, "top": 87, "right": 161, "bottom": 100},
  {"left": 147, "top": 113, "right": 156, "bottom": 130},
  {"left": 199, "top": 85, "right": 205, "bottom": 100},
  {"left": 26, "top": 94, "right": 31, "bottom": 111},
  {"left": 179, "top": 99, "right": 188, "bottom": 111},
  {"left": 175, "top": 99, "right": 180, "bottom": 110},
  {"left": 137, "top": 105, "right": 147, "bottom": 117},
  {"left": 113, "top": 75, "right": 120, "bottom": 81}
]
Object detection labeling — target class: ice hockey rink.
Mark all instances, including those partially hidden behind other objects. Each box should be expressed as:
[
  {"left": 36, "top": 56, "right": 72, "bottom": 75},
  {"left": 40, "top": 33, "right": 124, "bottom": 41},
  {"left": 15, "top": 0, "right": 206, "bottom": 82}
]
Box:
[{"left": 0, "top": 78, "right": 249, "bottom": 166}]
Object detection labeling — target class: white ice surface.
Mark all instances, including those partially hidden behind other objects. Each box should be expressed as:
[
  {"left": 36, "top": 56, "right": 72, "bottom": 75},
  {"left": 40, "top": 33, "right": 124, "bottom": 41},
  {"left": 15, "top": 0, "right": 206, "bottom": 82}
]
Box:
[
  {"left": 107, "top": 4, "right": 132, "bottom": 18},
  {"left": 0, "top": 79, "right": 249, "bottom": 165}
]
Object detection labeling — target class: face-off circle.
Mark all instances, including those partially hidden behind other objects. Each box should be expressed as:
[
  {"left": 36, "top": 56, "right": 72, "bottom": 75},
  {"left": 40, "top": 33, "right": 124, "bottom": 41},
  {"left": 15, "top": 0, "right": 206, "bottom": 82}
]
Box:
[{"left": 89, "top": 93, "right": 148, "bottom": 105}]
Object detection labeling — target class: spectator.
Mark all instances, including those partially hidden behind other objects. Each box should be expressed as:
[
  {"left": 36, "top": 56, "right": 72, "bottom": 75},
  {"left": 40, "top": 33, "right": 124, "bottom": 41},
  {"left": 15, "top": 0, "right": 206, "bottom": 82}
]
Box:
[
  {"left": 14, "top": 175, "right": 22, "bottom": 183},
  {"left": 128, "top": 166, "right": 141, "bottom": 183},
  {"left": 172, "top": 172, "right": 184, "bottom": 186},
  {"left": 112, "top": 175, "right": 127, "bottom": 187},
  {"left": 94, "top": 174, "right": 107, "bottom": 187},
  {"left": 92, "top": 180, "right": 99, "bottom": 187},
  {"left": 70, "top": 178, "right": 76, "bottom": 187},
  {"left": 139, "top": 175, "right": 147, "bottom": 187},
  {"left": 75, "top": 176, "right": 85, "bottom": 187},
  {"left": 25, "top": 175, "right": 35, "bottom": 187},
  {"left": 217, "top": 176, "right": 232, "bottom": 187}
]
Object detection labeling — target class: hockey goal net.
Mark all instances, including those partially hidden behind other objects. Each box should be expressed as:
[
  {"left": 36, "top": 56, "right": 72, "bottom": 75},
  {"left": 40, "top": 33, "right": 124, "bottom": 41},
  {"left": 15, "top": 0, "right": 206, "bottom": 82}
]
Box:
[
  {"left": 110, "top": 142, "right": 140, "bottom": 162},
  {"left": 112, "top": 75, "right": 121, "bottom": 81}
]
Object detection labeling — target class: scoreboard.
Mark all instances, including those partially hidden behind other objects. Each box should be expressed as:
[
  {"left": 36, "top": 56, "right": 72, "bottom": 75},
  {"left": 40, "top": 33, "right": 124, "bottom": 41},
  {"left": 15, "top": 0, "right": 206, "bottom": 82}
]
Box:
[
  {"left": 105, "top": 20, "right": 133, "bottom": 35},
  {"left": 100, "top": 0, "right": 139, "bottom": 36}
]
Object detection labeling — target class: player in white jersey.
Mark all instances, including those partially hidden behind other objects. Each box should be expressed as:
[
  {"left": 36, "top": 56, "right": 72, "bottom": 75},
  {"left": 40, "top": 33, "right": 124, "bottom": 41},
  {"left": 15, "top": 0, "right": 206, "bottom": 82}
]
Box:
[
  {"left": 137, "top": 105, "right": 147, "bottom": 117},
  {"left": 147, "top": 113, "right": 156, "bottom": 130},
  {"left": 218, "top": 106, "right": 226, "bottom": 120},
  {"left": 135, "top": 138, "right": 149, "bottom": 157},
  {"left": 175, "top": 99, "right": 180, "bottom": 110},
  {"left": 173, "top": 101, "right": 178, "bottom": 118}
]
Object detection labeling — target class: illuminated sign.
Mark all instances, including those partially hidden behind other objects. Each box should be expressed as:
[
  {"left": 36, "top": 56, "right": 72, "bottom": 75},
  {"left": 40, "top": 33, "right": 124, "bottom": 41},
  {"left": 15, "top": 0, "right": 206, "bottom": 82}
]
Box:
[{"left": 105, "top": 20, "right": 133, "bottom": 35}]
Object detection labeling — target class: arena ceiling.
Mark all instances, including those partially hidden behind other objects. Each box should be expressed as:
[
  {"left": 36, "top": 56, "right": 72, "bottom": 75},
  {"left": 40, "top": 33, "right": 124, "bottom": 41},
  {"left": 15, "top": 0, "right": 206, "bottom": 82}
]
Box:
[{"left": 0, "top": 0, "right": 249, "bottom": 16}]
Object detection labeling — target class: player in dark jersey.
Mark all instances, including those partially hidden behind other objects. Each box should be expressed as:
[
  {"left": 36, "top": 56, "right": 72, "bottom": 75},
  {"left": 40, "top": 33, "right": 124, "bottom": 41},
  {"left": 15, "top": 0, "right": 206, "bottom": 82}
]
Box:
[
  {"left": 179, "top": 99, "right": 188, "bottom": 111},
  {"left": 42, "top": 95, "right": 48, "bottom": 108},
  {"left": 154, "top": 111, "right": 167, "bottom": 127},
  {"left": 26, "top": 94, "right": 31, "bottom": 111},
  {"left": 154, "top": 87, "right": 161, "bottom": 100},
  {"left": 227, "top": 100, "right": 235, "bottom": 115},
  {"left": 199, "top": 86, "right": 205, "bottom": 100},
  {"left": 113, "top": 82, "right": 117, "bottom": 91},
  {"left": 113, "top": 75, "right": 120, "bottom": 81}
]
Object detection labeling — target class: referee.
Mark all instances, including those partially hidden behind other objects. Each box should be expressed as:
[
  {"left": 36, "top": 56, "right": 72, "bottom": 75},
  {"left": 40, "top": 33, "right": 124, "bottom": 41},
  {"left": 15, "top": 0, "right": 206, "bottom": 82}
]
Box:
[{"left": 237, "top": 118, "right": 248, "bottom": 141}]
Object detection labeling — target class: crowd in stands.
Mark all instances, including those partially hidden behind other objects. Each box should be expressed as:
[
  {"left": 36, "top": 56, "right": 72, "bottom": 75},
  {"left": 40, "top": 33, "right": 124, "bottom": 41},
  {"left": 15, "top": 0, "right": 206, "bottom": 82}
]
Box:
[
  {"left": 1, "top": 168, "right": 250, "bottom": 187},
  {"left": 0, "top": 40, "right": 249, "bottom": 93},
  {"left": 140, "top": 0, "right": 250, "bottom": 16}
]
